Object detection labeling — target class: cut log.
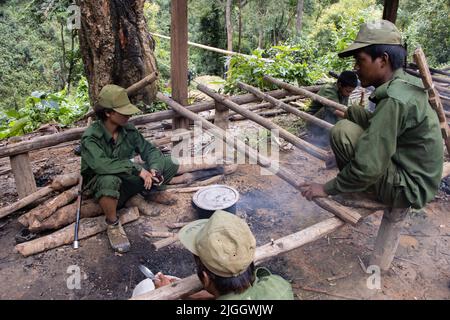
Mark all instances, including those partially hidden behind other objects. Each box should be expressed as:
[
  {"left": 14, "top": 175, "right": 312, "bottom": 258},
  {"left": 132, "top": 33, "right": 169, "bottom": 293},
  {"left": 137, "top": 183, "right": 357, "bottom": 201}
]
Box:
[
  {"left": 198, "top": 84, "right": 329, "bottom": 161},
  {"left": 152, "top": 234, "right": 179, "bottom": 250},
  {"left": 19, "top": 186, "right": 79, "bottom": 227},
  {"left": 0, "top": 173, "right": 80, "bottom": 219},
  {"left": 10, "top": 153, "right": 37, "bottom": 199},
  {"left": 144, "top": 231, "right": 176, "bottom": 238},
  {"left": 157, "top": 92, "right": 362, "bottom": 225},
  {"left": 131, "top": 217, "right": 344, "bottom": 300},
  {"left": 15, "top": 206, "right": 139, "bottom": 257},
  {"left": 167, "top": 222, "right": 190, "bottom": 229},
  {"left": 28, "top": 201, "right": 103, "bottom": 233},
  {"left": 263, "top": 75, "right": 348, "bottom": 113},
  {"left": 126, "top": 72, "right": 158, "bottom": 96},
  {"left": 237, "top": 82, "right": 334, "bottom": 130}
]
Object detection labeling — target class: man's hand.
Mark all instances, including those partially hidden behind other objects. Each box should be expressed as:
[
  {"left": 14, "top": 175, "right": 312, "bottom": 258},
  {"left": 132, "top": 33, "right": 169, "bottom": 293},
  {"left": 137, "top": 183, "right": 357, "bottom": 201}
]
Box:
[
  {"left": 299, "top": 182, "right": 328, "bottom": 200},
  {"left": 150, "top": 169, "right": 164, "bottom": 186},
  {"left": 153, "top": 272, "right": 179, "bottom": 289},
  {"left": 139, "top": 169, "right": 154, "bottom": 190}
]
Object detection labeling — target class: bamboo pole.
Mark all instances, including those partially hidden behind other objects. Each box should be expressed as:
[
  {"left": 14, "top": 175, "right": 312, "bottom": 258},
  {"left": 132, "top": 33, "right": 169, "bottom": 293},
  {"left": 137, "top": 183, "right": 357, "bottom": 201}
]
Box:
[
  {"left": 131, "top": 217, "right": 344, "bottom": 300},
  {"left": 237, "top": 82, "right": 334, "bottom": 130},
  {"left": 156, "top": 92, "right": 362, "bottom": 225},
  {"left": 413, "top": 47, "right": 450, "bottom": 154},
  {"left": 197, "top": 84, "right": 329, "bottom": 161},
  {"left": 263, "top": 75, "right": 348, "bottom": 113}
]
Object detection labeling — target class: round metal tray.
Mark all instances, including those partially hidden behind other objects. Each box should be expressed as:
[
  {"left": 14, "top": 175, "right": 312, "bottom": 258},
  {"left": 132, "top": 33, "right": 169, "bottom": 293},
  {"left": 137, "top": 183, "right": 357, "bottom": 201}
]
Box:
[{"left": 192, "top": 184, "right": 239, "bottom": 211}]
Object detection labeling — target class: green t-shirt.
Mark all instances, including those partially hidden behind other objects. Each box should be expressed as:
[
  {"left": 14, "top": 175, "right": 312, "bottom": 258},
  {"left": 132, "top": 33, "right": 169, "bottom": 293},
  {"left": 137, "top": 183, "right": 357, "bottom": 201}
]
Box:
[{"left": 217, "top": 267, "right": 294, "bottom": 300}]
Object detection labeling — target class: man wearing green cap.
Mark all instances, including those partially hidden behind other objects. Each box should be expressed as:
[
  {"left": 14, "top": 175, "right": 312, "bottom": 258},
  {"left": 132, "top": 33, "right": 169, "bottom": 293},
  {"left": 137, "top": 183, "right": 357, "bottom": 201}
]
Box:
[
  {"left": 80, "top": 84, "right": 179, "bottom": 253},
  {"left": 300, "top": 20, "right": 443, "bottom": 211},
  {"left": 155, "top": 210, "right": 294, "bottom": 300}
]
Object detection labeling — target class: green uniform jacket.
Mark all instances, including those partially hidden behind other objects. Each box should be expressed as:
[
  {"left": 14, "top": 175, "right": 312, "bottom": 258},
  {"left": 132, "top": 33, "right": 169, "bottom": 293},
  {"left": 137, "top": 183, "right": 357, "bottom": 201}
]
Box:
[
  {"left": 324, "top": 70, "right": 444, "bottom": 209},
  {"left": 80, "top": 121, "right": 166, "bottom": 183},
  {"left": 308, "top": 83, "right": 349, "bottom": 123},
  {"left": 217, "top": 268, "right": 294, "bottom": 300}
]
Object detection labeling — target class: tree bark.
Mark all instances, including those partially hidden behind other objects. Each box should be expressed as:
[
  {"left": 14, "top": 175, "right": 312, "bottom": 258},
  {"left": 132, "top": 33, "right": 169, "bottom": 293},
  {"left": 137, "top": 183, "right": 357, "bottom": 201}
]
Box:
[
  {"left": 296, "top": 0, "right": 304, "bottom": 36},
  {"left": 237, "top": 0, "right": 242, "bottom": 52},
  {"left": 77, "top": 0, "right": 158, "bottom": 106},
  {"left": 225, "top": 0, "right": 233, "bottom": 52}
]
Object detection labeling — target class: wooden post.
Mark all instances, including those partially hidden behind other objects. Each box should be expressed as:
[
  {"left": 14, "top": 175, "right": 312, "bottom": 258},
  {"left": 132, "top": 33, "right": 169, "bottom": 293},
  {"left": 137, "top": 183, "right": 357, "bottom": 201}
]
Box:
[
  {"left": 170, "top": 0, "right": 189, "bottom": 133},
  {"left": 10, "top": 153, "right": 37, "bottom": 199},
  {"left": 382, "top": 0, "right": 399, "bottom": 24},
  {"left": 370, "top": 207, "right": 409, "bottom": 271}
]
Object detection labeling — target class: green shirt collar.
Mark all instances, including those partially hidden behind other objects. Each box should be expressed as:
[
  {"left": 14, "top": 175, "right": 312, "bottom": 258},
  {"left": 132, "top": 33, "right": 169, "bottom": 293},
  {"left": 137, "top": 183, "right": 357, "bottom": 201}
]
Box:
[{"left": 369, "top": 69, "right": 404, "bottom": 103}]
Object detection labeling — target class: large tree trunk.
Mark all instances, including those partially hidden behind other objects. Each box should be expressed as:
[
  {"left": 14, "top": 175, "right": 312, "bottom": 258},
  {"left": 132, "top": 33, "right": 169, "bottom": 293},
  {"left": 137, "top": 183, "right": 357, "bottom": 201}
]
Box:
[
  {"left": 225, "top": 0, "right": 233, "bottom": 52},
  {"left": 296, "top": 0, "right": 304, "bottom": 36},
  {"left": 77, "top": 0, "right": 158, "bottom": 106}
]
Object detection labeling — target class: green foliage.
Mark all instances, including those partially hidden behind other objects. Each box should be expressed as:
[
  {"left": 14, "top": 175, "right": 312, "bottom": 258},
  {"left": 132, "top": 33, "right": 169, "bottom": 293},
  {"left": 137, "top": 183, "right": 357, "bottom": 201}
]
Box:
[{"left": 0, "top": 77, "right": 90, "bottom": 139}]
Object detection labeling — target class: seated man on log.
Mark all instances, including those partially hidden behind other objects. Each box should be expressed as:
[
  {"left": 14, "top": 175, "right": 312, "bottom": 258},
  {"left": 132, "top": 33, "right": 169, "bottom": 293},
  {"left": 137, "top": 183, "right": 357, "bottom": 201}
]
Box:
[
  {"left": 81, "top": 84, "right": 180, "bottom": 253},
  {"left": 154, "top": 210, "right": 294, "bottom": 300},
  {"left": 306, "top": 70, "right": 358, "bottom": 147},
  {"left": 300, "top": 20, "right": 444, "bottom": 212}
]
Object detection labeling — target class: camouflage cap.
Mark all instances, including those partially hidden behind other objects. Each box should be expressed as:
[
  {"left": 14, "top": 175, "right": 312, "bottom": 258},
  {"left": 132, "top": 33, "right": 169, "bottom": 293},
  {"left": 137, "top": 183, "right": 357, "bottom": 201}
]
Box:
[
  {"left": 338, "top": 20, "right": 403, "bottom": 58},
  {"left": 97, "top": 84, "right": 140, "bottom": 115},
  {"left": 178, "top": 210, "right": 256, "bottom": 278}
]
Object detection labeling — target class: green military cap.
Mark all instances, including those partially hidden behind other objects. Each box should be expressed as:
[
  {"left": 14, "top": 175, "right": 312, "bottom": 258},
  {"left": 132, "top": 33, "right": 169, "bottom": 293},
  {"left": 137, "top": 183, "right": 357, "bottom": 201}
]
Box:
[
  {"left": 179, "top": 210, "right": 256, "bottom": 278},
  {"left": 97, "top": 84, "right": 141, "bottom": 115},
  {"left": 338, "top": 20, "right": 403, "bottom": 58}
]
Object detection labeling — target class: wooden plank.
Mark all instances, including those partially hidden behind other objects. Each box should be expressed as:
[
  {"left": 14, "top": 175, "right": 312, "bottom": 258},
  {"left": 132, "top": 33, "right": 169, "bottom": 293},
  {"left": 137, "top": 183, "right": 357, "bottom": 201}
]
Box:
[
  {"left": 170, "top": 0, "right": 189, "bottom": 131},
  {"left": 10, "top": 153, "right": 37, "bottom": 199}
]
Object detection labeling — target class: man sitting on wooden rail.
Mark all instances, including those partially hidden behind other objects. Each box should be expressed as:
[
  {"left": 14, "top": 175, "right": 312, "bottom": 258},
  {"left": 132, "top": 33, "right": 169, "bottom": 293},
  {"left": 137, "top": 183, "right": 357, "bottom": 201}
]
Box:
[
  {"left": 81, "top": 85, "right": 179, "bottom": 253},
  {"left": 154, "top": 210, "right": 294, "bottom": 300},
  {"left": 300, "top": 20, "right": 444, "bottom": 212}
]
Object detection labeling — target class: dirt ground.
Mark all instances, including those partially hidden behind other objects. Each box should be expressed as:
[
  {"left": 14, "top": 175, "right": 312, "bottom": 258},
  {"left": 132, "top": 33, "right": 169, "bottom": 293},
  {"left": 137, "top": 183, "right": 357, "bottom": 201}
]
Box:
[{"left": 0, "top": 113, "right": 449, "bottom": 300}]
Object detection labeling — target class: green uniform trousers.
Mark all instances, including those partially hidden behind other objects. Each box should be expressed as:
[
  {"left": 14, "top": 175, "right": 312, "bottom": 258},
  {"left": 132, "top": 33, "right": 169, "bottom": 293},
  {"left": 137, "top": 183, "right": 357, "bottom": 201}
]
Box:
[
  {"left": 330, "top": 120, "right": 410, "bottom": 208},
  {"left": 87, "top": 155, "right": 179, "bottom": 208}
]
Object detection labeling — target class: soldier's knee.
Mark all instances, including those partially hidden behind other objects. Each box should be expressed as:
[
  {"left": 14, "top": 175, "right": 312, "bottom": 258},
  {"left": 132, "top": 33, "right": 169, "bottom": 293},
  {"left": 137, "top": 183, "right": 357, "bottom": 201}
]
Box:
[
  {"left": 93, "top": 175, "right": 122, "bottom": 199},
  {"left": 330, "top": 120, "right": 363, "bottom": 145}
]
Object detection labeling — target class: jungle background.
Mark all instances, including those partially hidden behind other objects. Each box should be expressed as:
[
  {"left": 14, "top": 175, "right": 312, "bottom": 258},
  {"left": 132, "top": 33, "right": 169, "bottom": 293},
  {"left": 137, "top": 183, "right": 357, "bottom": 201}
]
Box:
[{"left": 0, "top": 0, "right": 449, "bottom": 139}]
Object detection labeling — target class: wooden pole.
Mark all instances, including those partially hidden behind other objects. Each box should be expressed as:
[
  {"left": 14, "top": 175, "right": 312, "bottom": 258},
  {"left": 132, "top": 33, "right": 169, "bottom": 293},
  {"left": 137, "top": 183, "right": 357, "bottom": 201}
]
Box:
[
  {"left": 10, "top": 153, "right": 37, "bottom": 199},
  {"left": 237, "top": 82, "right": 333, "bottom": 130},
  {"left": 156, "top": 92, "right": 362, "bottom": 224},
  {"left": 126, "top": 72, "right": 158, "bottom": 96},
  {"left": 151, "top": 234, "right": 179, "bottom": 250},
  {"left": 263, "top": 75, "right": 348, "bottom": 113},
  {"left": 131, "top": 217, "right": 345, "bottom": 300},
  {"left": 405, "top": 68, "right": 450, "bottom": 85},
  {"left": 198, "top": 84, "right": 329, "bottom": 161},
  {"left": 170, "top": 0, "right": 189, "bottom": 131},
  {"left": 413, "top": 47, "right": 450, "bottom": 154}
]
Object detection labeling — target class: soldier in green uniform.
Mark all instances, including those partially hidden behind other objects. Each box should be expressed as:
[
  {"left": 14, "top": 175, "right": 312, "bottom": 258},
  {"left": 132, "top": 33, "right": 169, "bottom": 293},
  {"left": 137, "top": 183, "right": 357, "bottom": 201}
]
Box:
[
  {"left": 81, "top": 85, "right": 179, "bottom": 253},
  {"left": 300, "top": 20, "right": 443, "bottom": 211},
  {"left": 307, "top": 70, "right": 358, "bottom": 126},
  {"left": 155, "top": 210, "right": 294, "bottom": 300}
]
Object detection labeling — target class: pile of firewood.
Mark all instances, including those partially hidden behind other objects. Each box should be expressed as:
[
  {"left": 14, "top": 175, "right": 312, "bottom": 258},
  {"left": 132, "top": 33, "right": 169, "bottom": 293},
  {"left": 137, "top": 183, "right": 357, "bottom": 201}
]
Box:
[{"left": 0, "top": 159, "right": 238, "bottom": 257}]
